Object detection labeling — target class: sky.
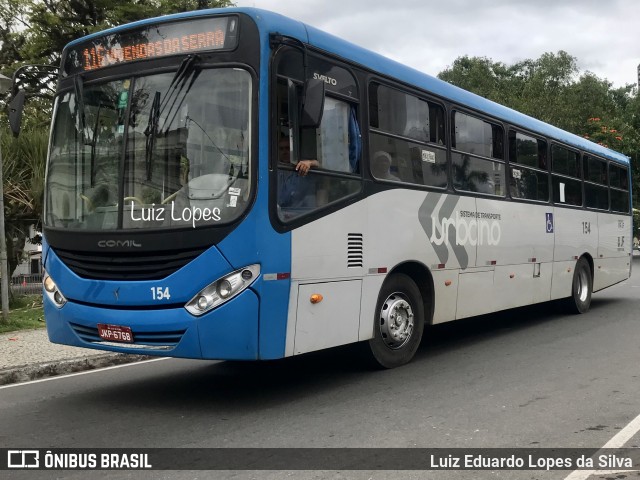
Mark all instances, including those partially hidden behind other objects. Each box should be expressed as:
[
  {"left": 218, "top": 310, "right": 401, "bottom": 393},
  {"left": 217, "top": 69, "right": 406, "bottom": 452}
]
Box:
[{"left": 235, "top": 0, "right": 639, "bottom": 88}]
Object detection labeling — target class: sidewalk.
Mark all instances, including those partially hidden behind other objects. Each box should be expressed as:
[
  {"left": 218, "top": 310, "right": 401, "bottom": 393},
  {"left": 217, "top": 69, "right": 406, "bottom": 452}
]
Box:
[{"left": 0, "top": 328, "right": 148, "bottom": 385}]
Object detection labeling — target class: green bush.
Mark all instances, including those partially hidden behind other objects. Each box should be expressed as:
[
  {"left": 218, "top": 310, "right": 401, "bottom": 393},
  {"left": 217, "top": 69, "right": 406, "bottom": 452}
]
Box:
[{"left": 0, "top": 294, "right": 44, "bottom": 334}]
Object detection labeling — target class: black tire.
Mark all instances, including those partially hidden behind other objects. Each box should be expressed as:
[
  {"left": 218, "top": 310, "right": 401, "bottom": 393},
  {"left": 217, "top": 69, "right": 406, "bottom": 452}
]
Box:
[
  {"left": 564, "top": 257, "right": 592, "bottom": 314},
  {"left": 367, "top": 273, "right": 425, "bottom": 368}
]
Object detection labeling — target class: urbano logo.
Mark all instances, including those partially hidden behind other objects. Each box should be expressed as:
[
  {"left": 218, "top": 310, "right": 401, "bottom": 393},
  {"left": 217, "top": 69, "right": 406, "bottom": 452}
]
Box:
[
  {"left": 97, "top": 240, "right": 142, "bottom": 248},
  {"left": 8, "top": 450, "right": 39, "bottom": 468},
  {"left": 429, "top": 212, "right": 502, "bottom": 246}
]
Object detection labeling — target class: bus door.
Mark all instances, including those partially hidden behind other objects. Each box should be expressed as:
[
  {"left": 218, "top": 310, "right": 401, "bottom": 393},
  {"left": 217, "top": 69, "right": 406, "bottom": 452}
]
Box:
[{"left": 271, "top": 45, "right": 364, "bottom": 355}]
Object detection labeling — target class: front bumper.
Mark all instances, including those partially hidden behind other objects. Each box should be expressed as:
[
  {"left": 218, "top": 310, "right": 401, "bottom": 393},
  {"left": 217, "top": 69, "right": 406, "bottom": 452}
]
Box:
[{"left": 45, "top": 287, "right": 260, "bottom": 360}]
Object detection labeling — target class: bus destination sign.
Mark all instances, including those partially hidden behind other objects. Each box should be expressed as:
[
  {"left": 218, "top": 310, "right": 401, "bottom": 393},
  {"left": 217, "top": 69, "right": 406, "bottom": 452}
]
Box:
[{"left": 62, "top": 16, "right": 238, "bottom": 76}]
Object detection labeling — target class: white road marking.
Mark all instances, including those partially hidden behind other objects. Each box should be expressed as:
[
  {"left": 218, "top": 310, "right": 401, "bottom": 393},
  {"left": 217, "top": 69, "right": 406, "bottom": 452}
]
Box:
[
  {"left": 0, "top": 357, "right": 171, "bottom": 390},
  {"left": 564, "top": 411, "right": 640, "bottom": 480}
]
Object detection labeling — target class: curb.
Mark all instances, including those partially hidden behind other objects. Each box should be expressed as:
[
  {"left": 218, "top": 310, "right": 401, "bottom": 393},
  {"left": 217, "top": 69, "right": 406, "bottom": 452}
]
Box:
[{"left": 0, "top": 353, "right": 151, "bottom": 386}]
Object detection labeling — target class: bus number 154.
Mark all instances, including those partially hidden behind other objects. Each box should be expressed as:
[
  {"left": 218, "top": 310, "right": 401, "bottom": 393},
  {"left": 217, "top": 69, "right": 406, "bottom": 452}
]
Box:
[{"left": 151, "top": 287, "right": 171, "bottom": 300}]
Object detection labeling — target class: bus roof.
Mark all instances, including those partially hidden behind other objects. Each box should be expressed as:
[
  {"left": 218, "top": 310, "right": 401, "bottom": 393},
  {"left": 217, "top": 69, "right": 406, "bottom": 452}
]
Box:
[{"left": 65, "top": 7, "right": 629, "bottom": 166}]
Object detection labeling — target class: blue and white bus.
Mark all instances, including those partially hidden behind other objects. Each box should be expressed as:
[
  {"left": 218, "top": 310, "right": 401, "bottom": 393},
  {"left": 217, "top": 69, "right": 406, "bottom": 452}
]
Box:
[{"left": 39, "top": 7, "right": 632, "bottom": 368}]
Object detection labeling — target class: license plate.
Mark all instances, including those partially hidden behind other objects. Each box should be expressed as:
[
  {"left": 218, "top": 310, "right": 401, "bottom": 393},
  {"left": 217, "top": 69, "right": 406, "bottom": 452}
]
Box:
[{"left": 97, "top": 324, "right": 133, "bottom": 343}]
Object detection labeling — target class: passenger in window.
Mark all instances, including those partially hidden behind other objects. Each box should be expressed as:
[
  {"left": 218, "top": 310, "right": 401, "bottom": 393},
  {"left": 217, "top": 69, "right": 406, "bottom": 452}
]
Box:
[
  {"left": 372, "top": 151, "right": 400, "bottom": 182},
  {"left": 278, "top": 133, "right": 319, "bottom": 209},
  {"left": 279, "top": 134, "right": 318, "bottom": 175}
]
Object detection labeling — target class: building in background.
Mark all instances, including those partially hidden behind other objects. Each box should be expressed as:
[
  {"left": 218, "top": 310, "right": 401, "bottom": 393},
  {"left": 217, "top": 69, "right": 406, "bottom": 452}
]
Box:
[{"left": 12, "top": 225, "right": 42, "bottom": 278}]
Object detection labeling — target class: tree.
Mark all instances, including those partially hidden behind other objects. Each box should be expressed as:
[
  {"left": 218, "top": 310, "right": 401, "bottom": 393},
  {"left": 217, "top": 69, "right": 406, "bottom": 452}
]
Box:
[
  {"left": 437, "top": 55, "right": 517, "bottom": 106},
  {"left": 439, "top": 51, "right": 581, "bottom": 129},
  {"left": 509, "top": 51, "right": 578, "bottom": 129},
  {"left": 0, "top": 128, "right": 47, "bottom": 284}
]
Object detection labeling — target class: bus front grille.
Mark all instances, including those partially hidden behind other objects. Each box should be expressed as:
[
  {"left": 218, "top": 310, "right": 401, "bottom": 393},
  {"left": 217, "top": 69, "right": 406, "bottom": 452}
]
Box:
[{"left": 52, "top": 246, "right": 206, "bottom": 281}]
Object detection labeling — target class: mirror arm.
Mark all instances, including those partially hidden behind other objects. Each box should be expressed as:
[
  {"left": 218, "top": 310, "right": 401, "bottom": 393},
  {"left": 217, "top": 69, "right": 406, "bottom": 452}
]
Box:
[{"left": 5, "top": 64, "right": 59, "bottom": 138}]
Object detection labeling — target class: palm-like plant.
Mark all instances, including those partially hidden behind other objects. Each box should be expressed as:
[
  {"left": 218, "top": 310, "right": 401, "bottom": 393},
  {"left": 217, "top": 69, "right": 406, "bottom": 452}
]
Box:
[{"left": 1, "top": 129, "right": 48, "bottom": 282}]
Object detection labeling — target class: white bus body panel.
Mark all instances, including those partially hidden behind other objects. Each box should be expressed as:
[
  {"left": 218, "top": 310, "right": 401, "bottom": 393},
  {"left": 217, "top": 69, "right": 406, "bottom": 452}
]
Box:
[
  {"left": 288, "top": 197, "right": 367, "bottom": 356},
  {"left": 550, "top": 260, "right": 575, "bottom": 301},
  {"left": 431, "top": 269, "right": 459, "bottom": 324},
  {"left": 475, "top": 199, "right": 554, "bottom": 266},
  {"left": 550, "top": 208, "right": 596, "bottom": 300},
  {"left": 292, "top": 280, "right": 362, "bottom": 355},
  {"left": 553, "top": 209, "right": 598, "bottom": 262},
  {"left": 456, "top": 267, "right": 494, "bottom": 319},
  {"left": 596, "top": 212, "right": 631, "bottom": 290},
  {"left": 285, "top": 189, "right": 631, "bottom": 356}
]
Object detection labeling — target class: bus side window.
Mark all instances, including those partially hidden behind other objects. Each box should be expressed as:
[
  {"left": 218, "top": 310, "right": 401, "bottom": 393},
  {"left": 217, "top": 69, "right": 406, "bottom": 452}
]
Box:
[
  {"left": 275, "top": 80, "right": 361, "bottom": 221},
  {"left": 551, "top": 145, "right": 582, "bottom": 206},
  {"left": 368, "top": 82, "right": 447, "bottom": 188},
  {"left": 508, "top": 130, "right": 549, "bottom": 202},
  {"left": 610, "top": 164, "right": 629, "bottom": 213},
  {"left": 452, "top": 111, "right": 505, "bottom": 196}
]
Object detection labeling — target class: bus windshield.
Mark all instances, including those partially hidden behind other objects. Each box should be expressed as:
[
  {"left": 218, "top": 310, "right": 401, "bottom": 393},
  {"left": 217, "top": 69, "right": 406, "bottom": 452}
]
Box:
[{"left": 45, "top": 67, "right": 252, "bottom": 231}]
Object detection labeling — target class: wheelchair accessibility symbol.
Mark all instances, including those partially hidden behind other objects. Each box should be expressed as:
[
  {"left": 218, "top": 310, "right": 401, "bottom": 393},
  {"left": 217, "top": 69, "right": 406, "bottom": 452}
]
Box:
[{"left": 546, "top": 213, "right": 554, "bottom": 233}]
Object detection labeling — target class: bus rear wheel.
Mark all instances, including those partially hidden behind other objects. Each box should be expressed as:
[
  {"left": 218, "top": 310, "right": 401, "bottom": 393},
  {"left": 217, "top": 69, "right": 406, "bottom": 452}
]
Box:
[
  {"left": 367, "top": 273, "right": 424, "bottom": 368},
  {"left": 565, "top": 257, "right": 592, "bottom": 314}
]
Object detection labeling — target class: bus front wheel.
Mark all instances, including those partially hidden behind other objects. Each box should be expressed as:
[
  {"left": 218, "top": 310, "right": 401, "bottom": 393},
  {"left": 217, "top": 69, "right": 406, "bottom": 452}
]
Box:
[
  {"left": 367, "top": 273, "right": 424, "bottom": 368},
  {"left": 565, "top": 257, "right": 592, "bottom": 314}
]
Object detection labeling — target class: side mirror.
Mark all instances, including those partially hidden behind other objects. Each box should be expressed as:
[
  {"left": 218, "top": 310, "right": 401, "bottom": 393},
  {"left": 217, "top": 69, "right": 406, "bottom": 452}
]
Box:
[
  {"left": 8, "top": 89, "right": 25, "bottom": 138},
  {"left": 300, "top": 78, "right": 325, "bottom": 128}
]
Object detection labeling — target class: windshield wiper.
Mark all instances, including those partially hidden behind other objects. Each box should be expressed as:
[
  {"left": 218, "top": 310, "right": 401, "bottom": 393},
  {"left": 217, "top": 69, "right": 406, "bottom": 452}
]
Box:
[
  {"left": 159, "top": 54, "right": 201, "bottom": 131},
  {"left": 73, "top": 74, "right": 86, "bottom": 131},
  {"left": 73, "top": 74, "right": 87, "bottom": 152},
  {"left": 72, "top": 74, "right": 97, "bottom": 186},
  {"left": 89, "top": 103, "right": 102, "bottom": 186},
  {"left": 144, "top": 91, "right": 161, "bottom": 181},
  {"left": 144, "top": 55, "right": 200, "bottom": 181},
  {"left": 169, "top": 54, "right": 199, "bottom": 91}
]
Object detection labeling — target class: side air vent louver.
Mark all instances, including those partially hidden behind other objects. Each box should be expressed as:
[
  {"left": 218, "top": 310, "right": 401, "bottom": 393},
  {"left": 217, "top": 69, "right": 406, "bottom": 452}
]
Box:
[
  {"left": 347, "top": 233, "right": 363, "bottom": 268},
  {"left": 53, "top": 246, "right": 206, "bottom": 281}
]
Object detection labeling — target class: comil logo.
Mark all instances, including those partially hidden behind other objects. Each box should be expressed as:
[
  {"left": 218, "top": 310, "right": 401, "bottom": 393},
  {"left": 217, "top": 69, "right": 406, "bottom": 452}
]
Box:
[
  {"left": 8, "top": 450, "right": 39, "bottom": 468},
  {"left": 429, "top": 211, "right": 502, "bottom": 247},
  {"left": 97, "top": 240, "right": 142, "bottom": 248}
]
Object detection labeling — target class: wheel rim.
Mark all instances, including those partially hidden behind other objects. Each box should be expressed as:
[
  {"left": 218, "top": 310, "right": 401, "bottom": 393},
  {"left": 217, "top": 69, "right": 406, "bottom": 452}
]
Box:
[
  {"left": 576, "top": 266, "right": 590, "bottom": 303},
  {"left": 379, "top": 292, "right": 414, "bottom": 350}
]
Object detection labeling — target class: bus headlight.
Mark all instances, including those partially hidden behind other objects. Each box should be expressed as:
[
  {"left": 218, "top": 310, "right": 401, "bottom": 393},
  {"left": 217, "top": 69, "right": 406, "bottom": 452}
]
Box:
[
  {"left": 185, "top": 264, "right": 260, "bottom": 316},
  {"left": 217, "top": 279, "right": 233, "bottom": 299},
  {"left": 43, "top": 271, "right": 67, "bottom": 308}
]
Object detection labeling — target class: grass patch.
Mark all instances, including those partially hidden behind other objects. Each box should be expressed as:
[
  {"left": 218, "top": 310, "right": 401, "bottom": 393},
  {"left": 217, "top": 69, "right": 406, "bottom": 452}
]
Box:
[{"left": 0, "top": 295, "right": 45, "bottom": 334}]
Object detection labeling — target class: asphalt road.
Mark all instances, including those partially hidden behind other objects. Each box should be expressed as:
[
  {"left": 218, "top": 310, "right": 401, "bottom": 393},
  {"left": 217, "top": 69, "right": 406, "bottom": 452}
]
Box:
[{"left": 2, "top": 259, "right": 640, "bottom": 480}]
